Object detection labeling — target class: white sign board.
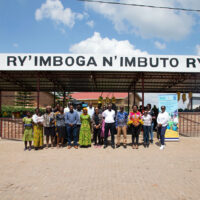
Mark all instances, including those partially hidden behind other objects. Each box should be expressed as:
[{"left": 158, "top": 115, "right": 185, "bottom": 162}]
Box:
[{"left": 0, "top": 54, "right": 200, "bottom": 72}]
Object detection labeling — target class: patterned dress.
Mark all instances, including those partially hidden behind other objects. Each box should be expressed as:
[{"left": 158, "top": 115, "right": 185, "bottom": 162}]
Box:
[
  {"left": 23, "top": 117, "right": 33, "bottom": 142},
  {"left": 33, "top": 115, "right": 44, "bottom": 148},
  {"left": 79, "top": 114, "right": 91, "bottom": 146}
]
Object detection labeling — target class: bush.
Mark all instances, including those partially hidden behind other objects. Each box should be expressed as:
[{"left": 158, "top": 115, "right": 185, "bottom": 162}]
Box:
[{"left": 0, "top": 106, "right": 45, "bottom": 118}]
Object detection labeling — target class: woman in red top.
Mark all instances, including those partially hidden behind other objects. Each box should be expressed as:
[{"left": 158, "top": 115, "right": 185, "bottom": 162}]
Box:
[{"left": 128, "top": 105, "right": 142, "bottom": 149}]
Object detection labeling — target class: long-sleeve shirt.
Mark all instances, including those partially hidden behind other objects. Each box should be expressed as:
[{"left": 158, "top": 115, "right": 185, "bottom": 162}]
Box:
[
  {"left": 65, "top": 111, "right": 79, "bottom": 125},
  {"left": 76, "top": 110, "right": 82, "bottom": 125},
  {"left": 116, "top": 111, "right": 128, "bottom": 127},
  {"left": 157, "top": 111, "right": 169, "bottom": 127}
]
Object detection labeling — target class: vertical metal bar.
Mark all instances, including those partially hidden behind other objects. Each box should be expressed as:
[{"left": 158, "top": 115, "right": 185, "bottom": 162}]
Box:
[
  {"left": 10, "top": 118, "right": 14, "bottom": 139},
  {"left": 21, "top": 119, "right": 24, "bottom": 140},
  {"left": 128, "top": 92, "right": 130, "bottom": 114},
  {"left": 2, "top": 119, "right": 4, "bottom": 139},
  {"left": 142, "top": 73, "right": 144, "bottom": 111},
  {"left": 15, "top": 119, "right": 16, "bottom": 139},
  {"left": 37, "top": 73, "right": 40, "bottom": 109},
  {"left": 63, "top": 91, "right": 66, "bottom": 107},
  {"left": 8, "top": 120, "right": 10, "bottom": 139},
  {"left": 53, "top": 91, "right": 56, "bottom": 108},
  {"left": 133, "top": 83, "right": 136, "bottom": 105}
]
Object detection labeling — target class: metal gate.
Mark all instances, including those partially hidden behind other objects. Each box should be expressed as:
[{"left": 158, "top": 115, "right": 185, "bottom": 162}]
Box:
[{"left": 0, "top": 118, "right": 23, "bottom": 140}]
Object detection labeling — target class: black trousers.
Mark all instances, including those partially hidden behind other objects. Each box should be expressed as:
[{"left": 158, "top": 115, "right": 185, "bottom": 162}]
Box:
[
  {"left": 93, "top": 127, "right": 101, "bottom": 145},
  {"left": 130, "top": 125, "right": 140, "bottom": 145},
  {"left": 104, "top": 122, "right": 115, "bottom": 146}
]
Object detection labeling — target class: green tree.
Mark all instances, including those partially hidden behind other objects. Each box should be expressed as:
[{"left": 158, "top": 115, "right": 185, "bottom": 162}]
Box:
[{"left": 15, "top": 91, "right": 34, "bottom": 107}]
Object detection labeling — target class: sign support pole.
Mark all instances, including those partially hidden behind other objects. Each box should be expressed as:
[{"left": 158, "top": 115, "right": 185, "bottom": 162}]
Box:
[
  {"left": 37, "top": 73, "right": 40, "bottom": 109},
  {"left": 142, "top": 73, "right": 144, "bottom": 111}
]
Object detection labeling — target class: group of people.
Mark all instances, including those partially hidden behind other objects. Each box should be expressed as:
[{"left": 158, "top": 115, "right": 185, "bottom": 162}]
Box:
[{"left": 22, "top": 102, "right": 170, "bottom": 151}]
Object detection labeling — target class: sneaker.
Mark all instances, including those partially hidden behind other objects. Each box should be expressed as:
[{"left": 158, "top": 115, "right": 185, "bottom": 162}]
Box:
[
  {"left": 160, "top": 145, "right": 164, "bottom": 150},
  {"left": 123, "top": 144, "right": 127, "bottom": 149},
  {"left": 103, "top": 145, "right": 107, "bottom": 149},
  {"left": 116, "top": 144, "right": 120, "bottom": 148},
  {"left": 111, "top": 145, "right": 115, "bottom": 149},
  {"left": 28, "top": 147, "right": 31, "bottom": 151},
  {"left": 24, "top": 147, "right": 27, "bottom": 151}
]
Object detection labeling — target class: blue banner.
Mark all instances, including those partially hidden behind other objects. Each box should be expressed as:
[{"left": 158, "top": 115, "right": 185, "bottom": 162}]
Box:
[{"left": 158, "top": 94, "right": 179, "bottom": 141}]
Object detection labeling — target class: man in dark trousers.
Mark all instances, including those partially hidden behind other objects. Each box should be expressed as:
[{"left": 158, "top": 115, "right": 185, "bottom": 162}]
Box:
[{"left": 102, "top": 104, "right": 116, "bottom": 149}]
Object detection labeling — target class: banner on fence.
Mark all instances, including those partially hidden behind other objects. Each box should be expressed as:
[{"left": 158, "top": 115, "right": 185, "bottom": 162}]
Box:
[{"left": 158, "top": 94, "right": 179, "bottom": 141}]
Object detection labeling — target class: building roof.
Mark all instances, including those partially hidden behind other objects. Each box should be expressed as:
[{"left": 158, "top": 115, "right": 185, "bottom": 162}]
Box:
[
  {"left": 71, "top": 92, "right": 129, "bottom": 100},
  {"left": 0, "top": 71, "right": 199, "bottom": 93}
]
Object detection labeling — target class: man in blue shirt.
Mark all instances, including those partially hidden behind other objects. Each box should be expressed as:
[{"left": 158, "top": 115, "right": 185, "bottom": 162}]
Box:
[
  {"left": 65, "top": 105, "right": 79, "bottom": 149},
  {"left": 116, "top": 106, "right": 128, "bottom": 148}
]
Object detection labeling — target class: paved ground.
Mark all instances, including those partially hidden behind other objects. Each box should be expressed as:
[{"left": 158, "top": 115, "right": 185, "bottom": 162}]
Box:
[{"left": 0, "top": 136, "right": 200, "bottom": 200}]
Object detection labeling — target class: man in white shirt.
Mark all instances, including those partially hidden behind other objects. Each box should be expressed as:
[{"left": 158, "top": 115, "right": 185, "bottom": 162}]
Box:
[
  {"left": 87, "top": 102, "right": 94, "bottom": 119},
  {"left": 157, "top": 106, "right": 169, "bottom": 150},
  {"left": 64, "top": 102, "right": 72, "bottom": 114},
  {"left": 102, "top": 104, "right": 116, "bottom": 149}
]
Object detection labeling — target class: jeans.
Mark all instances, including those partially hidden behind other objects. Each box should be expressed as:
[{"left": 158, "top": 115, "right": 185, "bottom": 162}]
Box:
[
  {"left": 158, "top": 126, "right": 167, "bottom": 145},
  {"left": 104, "top": 123, "right": 115, "bottom": 146},
  {"left": 130, "top": 125, "right": 140, "bottom": 145},
  {"left": 93, "top": 127, "right": 101, "bottom": 145},
  {"left": 150, "top": 122, "right": 154, "bottom": 141},
  {"left": 143, "top": 125, "right": 151, "bottom": 144},
  {"left": 66, "top": 125, "right": 78, "bottom": 146}
]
